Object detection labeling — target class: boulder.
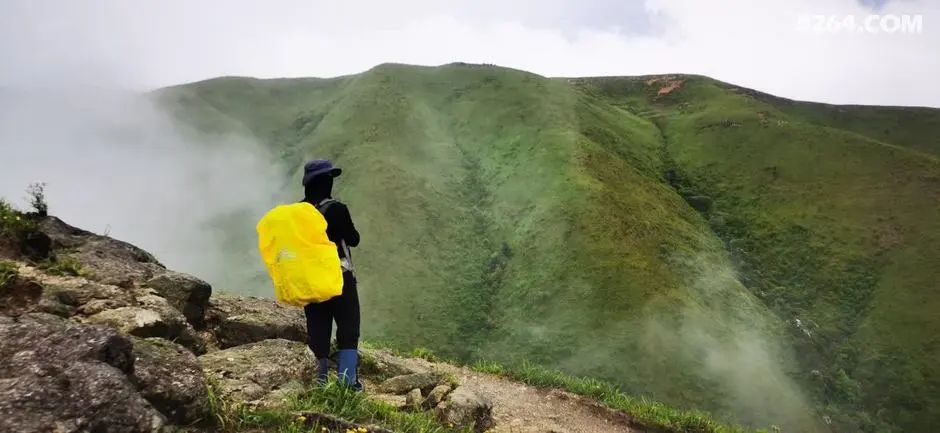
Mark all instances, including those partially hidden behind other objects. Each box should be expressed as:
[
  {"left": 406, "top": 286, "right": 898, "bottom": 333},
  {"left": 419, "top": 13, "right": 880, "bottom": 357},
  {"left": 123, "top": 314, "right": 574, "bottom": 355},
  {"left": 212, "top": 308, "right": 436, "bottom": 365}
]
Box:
[
  {"left": 424, "top": 384, "right": 452, "bottom": 409},
  {"left": 206, "top": 294, "right": 306, "bottom": 348},
  {"left": 438, "top": 386, "right": 494, "bottom": 433},
  {"left": 377, "top": 372, "right": 446, "bottom": 395},
  {"left": 0, "top": 314, "right": 164, "bottom": 433},
  {"left": 145, "top": 271, "right": 212, "bottom": 327},
  {"left": 0, "top": 361, "right": 165, "bottom": 433},
  {"left": 38, "top": 216, "right": 164, "bottom": 288},
  {"left": 131, "top": 337, "right": 209, "bottom": 424},
  {"left": 360, "top": 348, "right": 429, "bottom": 381},
  {"left": 0, "top": 313, "right": 134, "bottom": 376},
  {"left": 85, "top": 294, "right": 204, "bottom": 354},
  {"left": 38, "top": 276, "right": 136, "bottom": 317},
  {"left": 405, "top": 388, "right": 424, "bottom": 410},
  {"left": 199, "top": 339, "right": 313, "bottom": 403}
]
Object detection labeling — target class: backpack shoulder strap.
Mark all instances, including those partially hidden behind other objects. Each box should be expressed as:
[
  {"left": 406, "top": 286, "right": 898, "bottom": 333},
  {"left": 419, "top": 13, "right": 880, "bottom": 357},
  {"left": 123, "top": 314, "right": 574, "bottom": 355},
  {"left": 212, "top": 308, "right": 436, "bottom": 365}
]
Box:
[{"left": 314, "top": 198, "right": 337, "bottom": 215}]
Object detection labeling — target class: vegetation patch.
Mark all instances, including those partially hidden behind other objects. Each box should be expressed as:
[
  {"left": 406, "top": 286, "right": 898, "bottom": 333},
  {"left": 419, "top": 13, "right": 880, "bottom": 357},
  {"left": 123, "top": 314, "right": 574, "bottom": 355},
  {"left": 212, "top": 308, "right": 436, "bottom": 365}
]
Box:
[
  {"left": 0, "top": 260, "right": 18, "bottom": 289},
  {"left": 208, "top": 380, "right": 465, "bottom": 433},
  {"left": 38, "top": 258, "right": 85, "bottom": 277}
]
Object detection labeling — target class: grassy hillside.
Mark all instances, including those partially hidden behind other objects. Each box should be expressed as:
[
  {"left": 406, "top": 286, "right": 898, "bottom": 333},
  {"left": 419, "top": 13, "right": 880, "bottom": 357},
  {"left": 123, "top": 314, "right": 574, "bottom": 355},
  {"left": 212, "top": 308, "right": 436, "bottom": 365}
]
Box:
[
  {"left": 155, "top": 64, "right": 939, "bottom": 433},
  {"left": 576, "top": 75, "right": 940, "bottom": 432}
]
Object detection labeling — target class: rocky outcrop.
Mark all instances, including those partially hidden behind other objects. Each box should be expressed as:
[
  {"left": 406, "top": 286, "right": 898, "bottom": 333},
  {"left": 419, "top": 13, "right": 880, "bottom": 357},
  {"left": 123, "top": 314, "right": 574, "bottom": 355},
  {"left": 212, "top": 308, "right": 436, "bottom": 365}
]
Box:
[
  {"left": 199, "top": 338, "right": 313, "bottom": 404},
  {"left": 145, "top": 271, "right": 212, "bottom": 327},
  {"left": 36, "top": 276, "right": 136, "bottom": 318},
  {"left": 0, "top": 314, "right": 165, "bottom": 433},
  {"left": 1, "top": 215, "right": 324, "bottom": 432},
  {"left": 206, "top": 294, "right": 306, "bottom": 348},
  {"left": 86, "top": 293, "right": 205, "bottom": 354},
  {"left": 4, "top": 213, "right": 512, "bottom": 433},
  {"left": 131, "top": 337, "right": 209, "bottom": 424},
  {"left": 438, "top": 386, "right": 494, "bottom": 432},
  {"left": 38, "top": 217, "right": 164, "bottom": 288}
]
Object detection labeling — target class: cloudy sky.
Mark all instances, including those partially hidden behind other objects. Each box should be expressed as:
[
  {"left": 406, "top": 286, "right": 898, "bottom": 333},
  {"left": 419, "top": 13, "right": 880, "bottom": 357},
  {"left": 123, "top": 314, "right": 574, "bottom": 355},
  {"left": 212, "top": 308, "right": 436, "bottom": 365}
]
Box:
[{"left": 1, "top": 0, "right": 938, "bottom": 105}]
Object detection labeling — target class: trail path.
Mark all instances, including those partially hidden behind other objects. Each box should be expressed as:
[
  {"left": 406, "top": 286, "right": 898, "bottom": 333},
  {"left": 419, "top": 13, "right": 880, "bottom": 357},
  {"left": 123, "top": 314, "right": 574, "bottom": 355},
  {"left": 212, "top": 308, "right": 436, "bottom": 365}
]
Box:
[
  {"left": 448, "top": 367, "right": 641, "bottom": 433},
  {"left": 367, "top": 354, "right": 641, "bottom": 433}
]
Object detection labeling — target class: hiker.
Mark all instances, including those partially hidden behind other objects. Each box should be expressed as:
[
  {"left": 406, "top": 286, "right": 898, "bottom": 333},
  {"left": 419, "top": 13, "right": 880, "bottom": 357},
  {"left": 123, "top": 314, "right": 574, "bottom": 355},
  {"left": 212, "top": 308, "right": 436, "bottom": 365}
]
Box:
[{"left": 301, "top": 159, "right": 362, "bottom": 390}]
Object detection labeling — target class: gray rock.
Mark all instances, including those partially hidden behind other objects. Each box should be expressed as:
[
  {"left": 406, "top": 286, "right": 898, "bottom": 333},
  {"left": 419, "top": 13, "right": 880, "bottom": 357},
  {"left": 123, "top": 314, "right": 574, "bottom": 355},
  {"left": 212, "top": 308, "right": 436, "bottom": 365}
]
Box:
[
  {"left": 0, "top": 313, "right": 135, "bottom": 376},
  {"left": 199, "top": 339, "right": 313, "bottom": 403},
  {"left": 206, "top": 294, "right": 306, "bottom": 348},
  {"left": 132, "top": 338, "right": 209, "bottom": 424},
  {"left": 405, "top": 388, "right": 424, "bottom": 410},
  {"left": 360, "top": 348, "right": 429, "bottom": 381},
  {"left": 40, "top": 278, "right": 136, "bottom": 318},
  {"left": 86, "top": 295, "right": 205, "bottom": 354},
  {"left": 424, "top": 384, "right": 452, "bottom": 409},
  {"left": 38, "top": 216, "right": 165, "bottom": 288},
  {"left": 0, "top": 314, "right": 164, "bottom": 433},
  {"left": 145, "top": 271, "right": 212, "bottom": 327},
  {"left": 0, "top": 361, "right": 165, "bottom": 433},
  {"left": 377, "top": 372, "right": 445, "bottom": 395},
  {"left": 439, "top": 387, "right": 494, "bottom": 432}
]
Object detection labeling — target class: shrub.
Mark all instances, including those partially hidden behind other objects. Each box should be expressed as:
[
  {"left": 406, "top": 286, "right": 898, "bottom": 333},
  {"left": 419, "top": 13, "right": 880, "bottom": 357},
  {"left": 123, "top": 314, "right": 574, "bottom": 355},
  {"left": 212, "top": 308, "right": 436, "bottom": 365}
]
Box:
[
  {"left": 26, "top": 182, "right": 48, "bottom": 217},
  {"left": 0, "top": 260, "right": 18, "bottom": 289}
]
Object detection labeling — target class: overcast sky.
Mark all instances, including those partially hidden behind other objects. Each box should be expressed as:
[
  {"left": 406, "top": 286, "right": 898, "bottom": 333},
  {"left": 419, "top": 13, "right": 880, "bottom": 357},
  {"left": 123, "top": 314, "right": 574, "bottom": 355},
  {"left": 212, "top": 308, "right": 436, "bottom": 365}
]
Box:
[{"left": 0, "top": 0, "right": 938, "bottom": 106}]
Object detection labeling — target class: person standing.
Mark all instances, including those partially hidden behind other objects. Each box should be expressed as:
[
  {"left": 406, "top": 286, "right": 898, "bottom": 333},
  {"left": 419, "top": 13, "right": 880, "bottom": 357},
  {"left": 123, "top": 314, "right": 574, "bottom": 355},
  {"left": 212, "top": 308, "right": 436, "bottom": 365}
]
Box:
[{"left": 300, "top": 159, "right": 362, "bottom": 390}]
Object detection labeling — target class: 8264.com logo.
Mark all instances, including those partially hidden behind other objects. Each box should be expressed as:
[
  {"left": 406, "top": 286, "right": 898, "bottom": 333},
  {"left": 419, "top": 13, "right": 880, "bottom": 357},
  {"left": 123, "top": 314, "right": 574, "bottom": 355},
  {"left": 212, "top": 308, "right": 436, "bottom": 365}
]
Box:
[{"left": 797, "top": 14, "right": 924, "bottom": 34}]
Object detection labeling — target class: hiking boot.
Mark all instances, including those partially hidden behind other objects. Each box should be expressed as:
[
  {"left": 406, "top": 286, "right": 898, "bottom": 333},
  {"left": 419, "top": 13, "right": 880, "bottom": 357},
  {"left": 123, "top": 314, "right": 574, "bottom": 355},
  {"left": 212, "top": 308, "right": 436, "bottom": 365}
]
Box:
[
  {"left": 316, "top": 357, "right": 329, "bottom": 384},
  {"left": 337, "top": 349, "right": 362, "bottom": 391}
]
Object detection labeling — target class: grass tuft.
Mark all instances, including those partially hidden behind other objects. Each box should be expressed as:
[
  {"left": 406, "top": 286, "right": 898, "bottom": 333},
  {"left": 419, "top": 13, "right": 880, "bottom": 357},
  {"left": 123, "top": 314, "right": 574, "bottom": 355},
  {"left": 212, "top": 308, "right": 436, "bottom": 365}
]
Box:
[
  {"left": 208, "top": 378, "right": 464, "bottom": 433},
  {"left": 0, "top": 260, "right": 18, "bottom": 289},
  {"left": 39, "top": 258, "right": 85, "bottom": 277}
]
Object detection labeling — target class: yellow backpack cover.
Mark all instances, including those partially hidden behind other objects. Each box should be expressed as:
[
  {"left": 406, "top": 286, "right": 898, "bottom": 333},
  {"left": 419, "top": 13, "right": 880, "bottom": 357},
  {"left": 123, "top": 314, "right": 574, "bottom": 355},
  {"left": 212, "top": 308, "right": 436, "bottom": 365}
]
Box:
[{"left": 257, "top": 202, "right": 343, "bottom": 306}]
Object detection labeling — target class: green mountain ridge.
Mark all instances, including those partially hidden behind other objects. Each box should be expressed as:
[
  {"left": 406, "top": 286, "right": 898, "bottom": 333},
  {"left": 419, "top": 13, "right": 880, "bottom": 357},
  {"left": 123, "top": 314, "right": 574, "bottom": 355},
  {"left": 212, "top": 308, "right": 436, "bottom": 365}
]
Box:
[{"left": 154, "top": 63, "right": 940, "bottom": 433}]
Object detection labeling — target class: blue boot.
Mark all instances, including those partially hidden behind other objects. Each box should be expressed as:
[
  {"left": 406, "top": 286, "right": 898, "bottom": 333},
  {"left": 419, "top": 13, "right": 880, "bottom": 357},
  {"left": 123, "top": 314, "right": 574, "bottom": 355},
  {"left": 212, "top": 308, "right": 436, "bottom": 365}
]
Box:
[
  {"left": 337, "top": 349, "right": 363, "bottom": 391},
  {"left": 316, "top": 358, "right": 329, "bottom": 384}
]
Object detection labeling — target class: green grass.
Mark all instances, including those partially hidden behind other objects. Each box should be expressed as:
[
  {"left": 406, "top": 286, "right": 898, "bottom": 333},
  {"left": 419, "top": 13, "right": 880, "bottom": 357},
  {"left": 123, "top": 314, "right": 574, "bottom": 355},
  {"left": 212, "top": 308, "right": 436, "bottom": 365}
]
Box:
[
  {"left": 0, "top": 260, "right": 18, "bottom": 289},
  {"left": 0, "top": 199, "right": 39, "bottom": 243},
  {"left": 208, "top": 379, "right": 464, "bottom": 433},
  {"left": 38, "top": 258, "right": 84, "bottom": 277},
  {"left": 156, "top": 64, "right": 940, "bottom": 433}
]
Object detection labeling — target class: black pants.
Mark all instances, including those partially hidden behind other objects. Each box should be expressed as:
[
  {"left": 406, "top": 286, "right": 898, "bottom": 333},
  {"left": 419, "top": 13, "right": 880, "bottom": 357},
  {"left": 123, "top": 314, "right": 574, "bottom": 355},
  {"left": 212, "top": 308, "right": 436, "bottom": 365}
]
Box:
[{"left": 304, "top": 272, "right": 360, "bottom": 359}]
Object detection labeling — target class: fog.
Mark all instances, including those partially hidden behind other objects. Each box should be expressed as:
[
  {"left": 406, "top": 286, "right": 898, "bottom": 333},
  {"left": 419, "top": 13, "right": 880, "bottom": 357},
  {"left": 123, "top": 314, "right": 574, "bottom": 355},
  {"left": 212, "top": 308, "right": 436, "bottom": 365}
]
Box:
[
  {"left": 0, "top": 87, "right": 287, "bottom": 293},
  {"left": 639, "top": 250, "right": 823, "bottom": 431}
]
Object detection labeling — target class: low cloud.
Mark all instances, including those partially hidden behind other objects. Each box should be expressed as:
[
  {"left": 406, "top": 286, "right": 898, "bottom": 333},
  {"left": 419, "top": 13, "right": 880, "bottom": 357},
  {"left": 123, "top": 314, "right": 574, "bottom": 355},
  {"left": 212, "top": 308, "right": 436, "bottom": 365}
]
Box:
[{"left": 0, "top": 88, "right": 285, "bottom": 293}]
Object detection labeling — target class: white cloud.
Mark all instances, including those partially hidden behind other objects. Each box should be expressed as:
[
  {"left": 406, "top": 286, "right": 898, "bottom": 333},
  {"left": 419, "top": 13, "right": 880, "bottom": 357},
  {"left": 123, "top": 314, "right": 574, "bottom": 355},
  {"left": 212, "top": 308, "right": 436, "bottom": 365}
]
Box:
[{"left": 0, "top": 0, "right": 937, "bottom": 105}]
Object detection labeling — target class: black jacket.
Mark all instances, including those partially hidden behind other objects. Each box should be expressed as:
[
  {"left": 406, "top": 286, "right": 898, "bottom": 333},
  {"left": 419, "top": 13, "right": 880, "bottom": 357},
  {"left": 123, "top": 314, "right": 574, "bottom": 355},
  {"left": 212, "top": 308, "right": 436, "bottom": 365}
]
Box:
[{"left": 304, "top": 198, "right": 359, "bottom": 259}]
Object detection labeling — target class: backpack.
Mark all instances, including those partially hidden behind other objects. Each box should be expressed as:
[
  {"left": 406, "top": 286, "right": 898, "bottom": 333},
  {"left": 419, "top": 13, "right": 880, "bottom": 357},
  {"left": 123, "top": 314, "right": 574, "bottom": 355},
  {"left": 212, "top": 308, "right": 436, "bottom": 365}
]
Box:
[{"left": 256, "top": 202, "right": 343, "bottom": 306}]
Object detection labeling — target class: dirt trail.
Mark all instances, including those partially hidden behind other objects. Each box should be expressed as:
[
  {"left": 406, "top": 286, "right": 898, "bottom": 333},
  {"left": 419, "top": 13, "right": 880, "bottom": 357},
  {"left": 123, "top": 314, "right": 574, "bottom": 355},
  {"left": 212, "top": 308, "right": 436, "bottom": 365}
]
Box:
[
  {"left": 449, "top": 367, "right": 641, "bottom": 433},
  {"left": 367, "top": 353, "right": 641, "bottom": 433}
]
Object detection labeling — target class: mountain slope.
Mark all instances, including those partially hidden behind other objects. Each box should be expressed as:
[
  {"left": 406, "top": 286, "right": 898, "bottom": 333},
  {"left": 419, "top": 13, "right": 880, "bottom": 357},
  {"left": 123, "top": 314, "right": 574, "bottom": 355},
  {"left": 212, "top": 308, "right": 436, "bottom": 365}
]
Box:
[
  {"left": 576, "top": 74, "right": 940, "bottom": 432},
  {"left": 155, "top": 64, "right": 939, "bottom": 433}
]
